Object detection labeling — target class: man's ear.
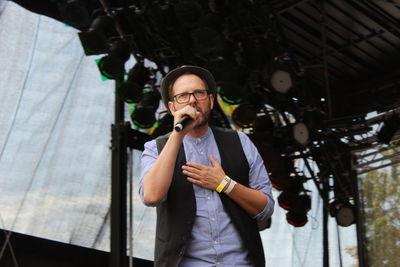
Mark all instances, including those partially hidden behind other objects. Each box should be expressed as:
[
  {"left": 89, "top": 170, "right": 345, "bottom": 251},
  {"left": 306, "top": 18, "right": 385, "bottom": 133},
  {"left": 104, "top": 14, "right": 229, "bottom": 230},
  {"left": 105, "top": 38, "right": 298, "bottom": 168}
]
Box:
[
  {"left": 168, "top": 101, "right": 175, "bottom": 114},
  {"left": 209, "top": 94, "right": 215, "bottom": 110}
]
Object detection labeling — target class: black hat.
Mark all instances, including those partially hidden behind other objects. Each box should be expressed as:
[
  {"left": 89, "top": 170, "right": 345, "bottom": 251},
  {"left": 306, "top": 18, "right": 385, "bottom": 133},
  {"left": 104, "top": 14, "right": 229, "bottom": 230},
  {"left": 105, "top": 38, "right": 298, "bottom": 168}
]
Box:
[{"left": 160, "top": 65, "right": 216, "bottom": 111}]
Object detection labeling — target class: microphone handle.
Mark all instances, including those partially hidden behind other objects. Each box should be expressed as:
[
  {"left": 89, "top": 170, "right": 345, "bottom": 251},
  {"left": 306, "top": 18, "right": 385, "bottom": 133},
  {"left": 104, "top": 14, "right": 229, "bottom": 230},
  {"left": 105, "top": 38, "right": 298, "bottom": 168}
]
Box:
[{"left": 174, "top": 116, "right": 193, "bottom": 132}]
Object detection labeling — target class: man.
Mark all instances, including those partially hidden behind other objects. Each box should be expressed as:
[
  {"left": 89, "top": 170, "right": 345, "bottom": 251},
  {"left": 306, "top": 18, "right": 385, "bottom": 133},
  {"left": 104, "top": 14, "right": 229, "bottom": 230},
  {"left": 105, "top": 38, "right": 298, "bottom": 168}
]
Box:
[{"left": 139, "top": 65, "right": 274, "bottom": 267}]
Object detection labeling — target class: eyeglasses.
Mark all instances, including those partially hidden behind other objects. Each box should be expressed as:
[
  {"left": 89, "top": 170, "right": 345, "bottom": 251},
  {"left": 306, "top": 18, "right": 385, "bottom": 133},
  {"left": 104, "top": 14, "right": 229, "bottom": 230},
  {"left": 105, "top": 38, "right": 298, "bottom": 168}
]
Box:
[{"left": 172, "top": 89, "right": 209, "bottom": 104}]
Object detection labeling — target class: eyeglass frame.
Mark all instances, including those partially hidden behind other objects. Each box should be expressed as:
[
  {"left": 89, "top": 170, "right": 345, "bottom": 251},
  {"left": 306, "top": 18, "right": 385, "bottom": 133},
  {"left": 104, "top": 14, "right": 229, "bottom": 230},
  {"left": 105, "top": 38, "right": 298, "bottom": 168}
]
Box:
[{"left": 171, "top": 89, "right": 210, "bottom": 104}]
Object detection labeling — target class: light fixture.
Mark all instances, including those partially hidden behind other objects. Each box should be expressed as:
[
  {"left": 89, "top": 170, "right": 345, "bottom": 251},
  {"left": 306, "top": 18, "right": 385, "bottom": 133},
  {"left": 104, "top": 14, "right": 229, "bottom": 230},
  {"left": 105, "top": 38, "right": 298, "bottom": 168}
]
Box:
[
  {"left": 217, "top": 82, "right": 247, "bottom": 105},
  {"left": 118, "top": 63, "right": 150, "bottom": 103},
  {"left": 329, "top": 199, "right": 356, "bottom": 227},
  {"left": 231, "top": 104, "right": 258, "bottom": 128},
  {"left": 270, "top": 69, "right": 292, "bottom": 94},
  {"left": 209, "top": 59, "right": 249, "bottom": 105},
  {"left": 151, "top": 113, "right": 174, "bottom": 138},
  {"left": 130, "top": 91, "right": 160, "bottom": 129},
  {"left": 97, "top": 40, "right": 130, "bottom": 80},
  {"left": 286, "top": 211, "right": 308, "bottom": 227},
  {"left": 292, "top": 122, "right": 310, "bottom": 145},
  {"left": 78, "top": 10, "right": 118, "bottom": 55},
  {"left": 377, "top": 114, "right": 400, "bottom": 144}
]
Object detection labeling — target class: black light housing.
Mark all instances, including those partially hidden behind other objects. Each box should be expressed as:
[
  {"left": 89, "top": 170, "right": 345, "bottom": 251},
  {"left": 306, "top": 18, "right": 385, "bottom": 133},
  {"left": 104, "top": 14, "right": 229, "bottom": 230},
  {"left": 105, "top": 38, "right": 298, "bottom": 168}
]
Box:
[
  {"left": 97, "top": 40, "right": 131, "bottom": 80},
  {"left": 118, "top": 63, "right": 150, "bottom": 103},
  {"left": 232, "top": 104, "right": 258, "bottom": 128},
  {"left": 286, "top": 211, "right": 308, "bottom": 227},
  {"left": 78, "top": 10, "right": 118, "bottom": 55},
  {"left": 131, "top": 91, "right": 160, "bottom": 129},
  {"left": 377, "top": 114, "right": 400, "bottom": 144},
  {"left": 329, "top": 199, "right": 356, "bottom": 227}
]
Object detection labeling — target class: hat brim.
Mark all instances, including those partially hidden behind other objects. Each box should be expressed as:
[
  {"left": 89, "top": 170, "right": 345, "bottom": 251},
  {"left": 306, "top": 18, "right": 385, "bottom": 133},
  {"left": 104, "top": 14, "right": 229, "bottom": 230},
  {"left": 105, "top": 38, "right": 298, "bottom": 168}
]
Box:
[{"left": 160, "top": 65, "right": 216, "bottom": 111}]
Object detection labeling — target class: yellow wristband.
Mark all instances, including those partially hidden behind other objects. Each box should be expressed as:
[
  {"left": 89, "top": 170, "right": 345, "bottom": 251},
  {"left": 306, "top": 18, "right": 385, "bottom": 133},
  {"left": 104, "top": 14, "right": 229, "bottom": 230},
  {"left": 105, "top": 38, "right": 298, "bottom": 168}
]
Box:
[{"left": 216, "top": 176, "right": 231, "bottom": 193}]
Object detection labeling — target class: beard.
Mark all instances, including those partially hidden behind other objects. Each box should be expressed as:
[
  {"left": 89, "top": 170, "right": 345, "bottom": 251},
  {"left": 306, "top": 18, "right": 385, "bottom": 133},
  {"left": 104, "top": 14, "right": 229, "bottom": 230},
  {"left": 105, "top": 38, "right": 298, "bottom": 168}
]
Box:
[{"left": 193, "top": 102, "right": 212, "bottom": 129}]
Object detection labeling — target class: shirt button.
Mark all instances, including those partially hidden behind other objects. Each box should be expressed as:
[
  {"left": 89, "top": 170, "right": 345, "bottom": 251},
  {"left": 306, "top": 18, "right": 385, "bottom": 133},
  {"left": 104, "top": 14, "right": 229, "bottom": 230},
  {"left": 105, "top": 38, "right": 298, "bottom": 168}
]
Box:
[
  {"left": 211, "top": 217, "right": 215, "bottom": 221},
  {"left": 207, "top": 196, "right": 211, "bottom": 200},
  {"left": 216, "top": 262, "right": 220, "bottom": 265},
  {"left": 214, "top": 240, "right": 218, "bottom": 244}
]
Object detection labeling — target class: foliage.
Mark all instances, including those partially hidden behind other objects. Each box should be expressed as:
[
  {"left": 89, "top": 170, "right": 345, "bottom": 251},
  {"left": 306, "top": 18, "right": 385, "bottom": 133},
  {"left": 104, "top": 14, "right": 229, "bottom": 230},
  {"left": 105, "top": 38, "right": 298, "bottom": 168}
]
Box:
[{"left": 358, "top": 163, "right": 399, "bottom": 267}]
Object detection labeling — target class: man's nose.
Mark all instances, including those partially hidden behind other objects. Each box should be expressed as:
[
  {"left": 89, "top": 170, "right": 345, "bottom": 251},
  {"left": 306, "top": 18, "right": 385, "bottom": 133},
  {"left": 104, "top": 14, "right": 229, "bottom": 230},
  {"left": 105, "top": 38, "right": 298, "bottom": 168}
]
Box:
[{"left": 187, "top": 93, "right": 197, "bottom": 104}]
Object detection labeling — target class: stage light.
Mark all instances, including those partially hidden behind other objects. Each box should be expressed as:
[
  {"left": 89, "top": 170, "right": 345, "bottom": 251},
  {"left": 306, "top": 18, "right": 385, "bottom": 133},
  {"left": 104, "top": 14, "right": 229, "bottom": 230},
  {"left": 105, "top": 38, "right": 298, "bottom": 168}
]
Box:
[
  {"left": 217, "top": 82, "right": 246, "bottom": 105},
  {"left": 278, "top": 190, "right": 298, "bottom": 211},
  {"left": 78, "top": 10, "right": 118, "bottom": 55},
  {"left": 286, "top": 211, "right": 308, "bottom": 227},
  {"left": 117, "top": 63, "right": 150, "bottom": 103},
  {"left": 292, "top": 122, "right": 310, "bottom": 145},
  {"left": 232, "top": 104, "right": 257, "bottom": 128},
  {"left": 58, "top": 0, "right": 91, "bottom": 28},
  {"left": 277, "top": 179, "right": 304, "bottom": 210},
  {"left": 97, "top": 40, "right": 130, "bottom": 80},
  {"left": 209, "top": 59, "right": 249, "bottom": 105},
  {"left": 329, "top": 199, "right": 356, "bottom": 227},
  {"left": 270, "top": 69, "right": 292, "bottom": 94},
  {"left": 377, "top": 114, "right": 400, "bottom": 144},
  {"left": 131, "top": 91, "right": 160, "bottom": 129},
  {"left": 151, "top": 113, "right": 174, "bottom": 138}
]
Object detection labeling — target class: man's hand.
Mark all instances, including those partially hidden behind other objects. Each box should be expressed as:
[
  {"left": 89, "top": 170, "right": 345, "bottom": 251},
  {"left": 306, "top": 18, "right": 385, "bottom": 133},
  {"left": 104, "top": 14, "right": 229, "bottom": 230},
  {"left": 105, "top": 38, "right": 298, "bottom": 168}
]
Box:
[
  {"left": 172, "top": 106, "right": 200, "bottom": 134},
  {"left": 182, "top": 154, "right": 226, "bottom": 190}
]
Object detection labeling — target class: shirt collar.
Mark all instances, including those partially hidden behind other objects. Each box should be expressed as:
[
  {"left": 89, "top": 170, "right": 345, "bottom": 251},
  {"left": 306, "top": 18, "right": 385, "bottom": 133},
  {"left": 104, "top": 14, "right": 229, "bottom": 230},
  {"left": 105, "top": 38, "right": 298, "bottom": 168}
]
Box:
[{"left": 184, "top": 127, "right": 212, "bottom": 144}]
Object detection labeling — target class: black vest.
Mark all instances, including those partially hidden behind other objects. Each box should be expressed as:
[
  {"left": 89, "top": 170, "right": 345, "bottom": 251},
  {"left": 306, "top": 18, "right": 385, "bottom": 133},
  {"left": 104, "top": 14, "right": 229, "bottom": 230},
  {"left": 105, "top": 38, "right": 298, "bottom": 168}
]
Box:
[{"left": 154, "top": 127, "right": 265, "bottom": 267}]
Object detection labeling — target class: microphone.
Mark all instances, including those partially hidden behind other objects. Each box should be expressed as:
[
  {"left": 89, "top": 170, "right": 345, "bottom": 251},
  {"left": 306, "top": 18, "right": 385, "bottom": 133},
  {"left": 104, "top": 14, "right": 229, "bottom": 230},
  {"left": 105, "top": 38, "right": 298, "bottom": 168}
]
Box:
[{"left": 174, "top": 116, "right": 193, "bottom": 132}]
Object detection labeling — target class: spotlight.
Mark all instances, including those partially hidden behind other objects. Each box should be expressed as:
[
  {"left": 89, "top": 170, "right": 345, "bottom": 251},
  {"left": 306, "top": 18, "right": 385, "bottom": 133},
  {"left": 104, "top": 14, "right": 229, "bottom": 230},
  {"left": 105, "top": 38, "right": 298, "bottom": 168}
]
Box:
[
  {"left": 97, "top": 40, "right": 131, "bottom": 80},
  {"left": 131, "top": 91, "right": 160, "bottom": 129},
  {"left": 270, "top": 69, "right": 293, "bottom": 94},
  {"left": 118, "top": 63, "right": 150, "bottom": 103},
  {"left": 151, "top": 113, "right": 174, "bottom": 138},
  {"left": 377, "top": 114, "right": 400, "bottom": 144},
  {"left": 292, "top": 122, "right": 310, "bottom": 145},
  {"left": 232, "top": 104, "right": 257, "bottom": 128},
  {"left": 278, "top": 190, "right": 298, "bottom": 211},
  {"left": 78, "top": 10, "right": 118, "bottom": 55},
  {"left": 286, "top": 211, "right": 308, "bottom": 227},
  {"left": 58, "top": 0, "right": 91, "bottom": 28},
  {"left": 277, "top": 179, "right": 304, "bottom": 210},
  {"left": 329, "top": 199, "right": 356, "bottom": 227},
  {"left": 209, "top": 59, "right": 249, "bottom": 105},
  {"left": 217, "top": 82, "right": 247, "bottom": 105},
  {"left": 281, "top": 194, "right": 311, "bottom": 227}
]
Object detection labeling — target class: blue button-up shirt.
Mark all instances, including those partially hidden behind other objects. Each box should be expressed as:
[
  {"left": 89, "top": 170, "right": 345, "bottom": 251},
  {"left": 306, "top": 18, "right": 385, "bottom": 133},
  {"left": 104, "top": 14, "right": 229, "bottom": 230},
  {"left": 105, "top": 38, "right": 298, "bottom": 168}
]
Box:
[{"left": 139, "top": 127, "right": 274, "bottom": 267}]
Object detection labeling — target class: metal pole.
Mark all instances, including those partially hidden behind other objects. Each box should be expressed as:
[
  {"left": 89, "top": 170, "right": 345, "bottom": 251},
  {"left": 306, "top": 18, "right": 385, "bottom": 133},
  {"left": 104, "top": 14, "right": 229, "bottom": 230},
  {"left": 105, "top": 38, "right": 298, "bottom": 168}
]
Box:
[
  {"left": 322, "top": 176, "right": 329, "bottom": 267},
  {"left": 110, "top": 78, "right": 128, "bottom": 267},
  {"left": 353, "top": 170, "right": 369, "bottom": 267}
]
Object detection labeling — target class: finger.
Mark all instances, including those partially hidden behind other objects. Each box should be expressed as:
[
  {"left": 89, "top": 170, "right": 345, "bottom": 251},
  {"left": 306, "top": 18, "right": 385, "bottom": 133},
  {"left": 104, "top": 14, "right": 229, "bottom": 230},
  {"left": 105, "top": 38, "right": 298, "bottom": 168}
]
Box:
[
  {"left": 182, "top": 165, "right": 202, "bottom": 174},
  {"left": 182, "top": 169, "right": 201, "bottom": 179},
  {"left": 185, "top": 162, "right": 206, "bottom": 169}
]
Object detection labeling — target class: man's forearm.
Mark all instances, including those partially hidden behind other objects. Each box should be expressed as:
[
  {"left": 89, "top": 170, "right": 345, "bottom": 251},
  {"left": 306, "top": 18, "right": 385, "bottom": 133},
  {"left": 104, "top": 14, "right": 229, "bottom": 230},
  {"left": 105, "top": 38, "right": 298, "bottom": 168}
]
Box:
[
  {"left": 224, "top": 182, "right": 268, "bottom": 217},
  {"left": 142, "top": 132, "right": 184, "bottom": 205}
]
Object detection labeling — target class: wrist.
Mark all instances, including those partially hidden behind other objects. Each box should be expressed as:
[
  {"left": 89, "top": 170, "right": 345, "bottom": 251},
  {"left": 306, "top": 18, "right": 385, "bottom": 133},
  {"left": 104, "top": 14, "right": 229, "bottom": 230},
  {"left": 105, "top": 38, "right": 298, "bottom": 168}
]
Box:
[
  {"left": 215, "top": 176, "right": 230, "bottom": 193},
  {"left": 224, "top": 179, "right": 237, "bottom": 195}
]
